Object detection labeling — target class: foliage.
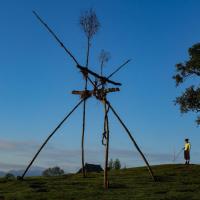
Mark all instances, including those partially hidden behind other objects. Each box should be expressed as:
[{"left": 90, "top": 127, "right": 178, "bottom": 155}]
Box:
[
  {"left": 173, "top": 43, "right": 200, "bottom": 124},
  {"left": 108, "top": 159, "right": 113, "bottom": 170},
  {"left": 79, "top": 8, "right": 100, "bottom": 40},
  {"left": 99, "top": 50, "right": 111, "bottom": 66},
  {"left": 108, "top": 158, "right": 121, "bottom": 170},
  {"left": 99, "top": 49, "right": 111, "bottom": 76},
  {"left": 42, "top": 166, "right": 64, "bottom": 177},
  {"left": 113, "top": 158, "right": 121, "bottom": 170},
  {"left": 4, "top": 173, "right": 15, "bottom": 180}
]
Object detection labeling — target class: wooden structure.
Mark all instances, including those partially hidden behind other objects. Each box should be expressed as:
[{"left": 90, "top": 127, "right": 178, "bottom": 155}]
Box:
[
  {"left": 19, "top": 11, "right": 156, "bottom": 188},
  {"left": 77, "top": 163, "right": 103, "bottom": 173}
]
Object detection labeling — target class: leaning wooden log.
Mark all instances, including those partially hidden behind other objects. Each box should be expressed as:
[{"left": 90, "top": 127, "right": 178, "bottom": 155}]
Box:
[
  {"left": 106, "top": 100, "right": 156, "bottom": 182},
  {"left": 20, "top": 98, "right": 86, "bottom": 179},
  {"left": 77, "top": 65, "right": 122, "bottom": 86},
  {"left": 33, "top": 11, "right": 79, "bottom": 66},
  {"left": 107, "top": 59, "right": 131, "bottom": 79}
]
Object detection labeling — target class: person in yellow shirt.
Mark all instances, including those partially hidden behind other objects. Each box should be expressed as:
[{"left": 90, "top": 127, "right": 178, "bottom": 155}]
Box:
[{"left": 184, "top": 138, "right": 191, "bottom": 165}]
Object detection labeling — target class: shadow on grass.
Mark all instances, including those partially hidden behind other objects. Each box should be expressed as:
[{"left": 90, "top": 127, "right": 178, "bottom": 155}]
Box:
[
  {"left": 109, "top": 183, "right": 128, "bottom": 189},
  {"left": 0, "top": 195, "right": 5, "bottom": 200},
  {"left": 28, "top": 182, "right": 48, "bottom": 193},
  {"left": 154, "top": 175, "right": 175, "bottom": 182}
]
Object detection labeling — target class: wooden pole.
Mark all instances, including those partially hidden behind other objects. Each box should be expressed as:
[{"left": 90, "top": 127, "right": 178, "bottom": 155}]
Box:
[
  {"left": 81, "top": 37, "right": 90, "bottom": 178},
  {"left": 81, "top": 99, "right": 86, "bottom": 177},
  {"left": 96, "top": 59, "right": 131, "bottom": 88},
  {"left": 106, "top": 100, "right": 156, "bottom": 182},
  {"left": 20, "top": 98, "right": 85, "bottom": 179},
  {"left": 33, "top": 11, "right": 79, "bottom": 66},
  {"left": 103, "top": 100, "right": 110, "bottom": 189},
  {"left": 33, "top": 11, "right": 97, "bottom": 88},
  {"left": 107, "top": 59, "right": 131, "bottom": 79},
  {"left": 76, "top": 65, "right": 122, "bottom": 86}
]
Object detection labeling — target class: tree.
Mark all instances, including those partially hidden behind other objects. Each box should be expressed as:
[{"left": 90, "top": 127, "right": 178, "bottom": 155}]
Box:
[
  {"left": 80, "top": 9, "right": 100, "bottom": 42},
  {"left": 4, "top": 173, "right": 15, "bottom": 180},
  {"left": 113, "top": 158, "right": 121, "bottom": 170},
  {"left": 173, "top": 43, "right": 200, "bottom": 124},
  {"left": 99, "top": 49, "right": 111, "bottom": 76},
  {"left": 108, "top": 158, "right": 113, "bottom": 170},
  {"left": 42, "top": 166, "right": 64, "bottom": 177}
]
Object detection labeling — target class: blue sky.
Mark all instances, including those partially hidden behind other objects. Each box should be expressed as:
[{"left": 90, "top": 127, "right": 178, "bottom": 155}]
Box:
[{"left": 0, "top": 0, "right": 200, "bottom": 172}]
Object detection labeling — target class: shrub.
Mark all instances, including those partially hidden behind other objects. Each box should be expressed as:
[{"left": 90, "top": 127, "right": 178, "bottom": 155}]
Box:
[
  {"left": 4, "top": 173, "right": 15, "bottom": 180},
  {"left": 42, "top": 166, "right": 64, "bottom": 177},
  {"left": 113, "top": 159, "right": 121, "bottom": 170}
]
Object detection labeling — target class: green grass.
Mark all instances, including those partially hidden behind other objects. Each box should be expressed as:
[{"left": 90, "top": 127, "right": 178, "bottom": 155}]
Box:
[{"left": 0, "top": 164, "right": 200, "bottom": 200}]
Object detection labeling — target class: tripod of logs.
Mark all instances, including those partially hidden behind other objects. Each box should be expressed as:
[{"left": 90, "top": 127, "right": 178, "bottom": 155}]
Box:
[
  {"left": 19, "top": 11, "right": 156, "bottom": 189},
  {"left": 72, "top": 66, "right": 156, "bottom": 188}
]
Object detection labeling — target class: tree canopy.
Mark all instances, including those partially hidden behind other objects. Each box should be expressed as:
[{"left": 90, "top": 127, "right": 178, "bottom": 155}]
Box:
[
  {"left": 42, "top": 166, "right": 64, "bottom": 177},
  {"left": 4, "top": 173, "right": 15, "bottom": 180},
  {"left": 173, "top": 43, "right": 200, "bottom": 124},
  {"left": 79, "top": 8, "right": 100, "bottom": 40},
  {"left": 113, "top": 158, "right": 121, "bottom": 170}
]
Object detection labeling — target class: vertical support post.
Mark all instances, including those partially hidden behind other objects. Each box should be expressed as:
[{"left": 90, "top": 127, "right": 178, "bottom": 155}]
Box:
[
  {"left": 81, "top": 37, "right": 90, "bottom": 178},
  {"left": 103, "top": 100, "right": 109, "bottom": 189},
  {"left": 106, "top": 100, "right": 156, "bottom": 182},
  {"left": 81, "top": 99, "right": 86, "bottom": 177}
]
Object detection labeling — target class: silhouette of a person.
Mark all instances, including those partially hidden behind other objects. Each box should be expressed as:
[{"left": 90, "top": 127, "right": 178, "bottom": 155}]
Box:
[{"left": 183, "top": 138, "right": 191, "bottom": 165}]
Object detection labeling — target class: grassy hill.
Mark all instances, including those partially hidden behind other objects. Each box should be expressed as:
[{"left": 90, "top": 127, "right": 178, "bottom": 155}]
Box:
[{"left": 0, "top": 164, "right": 200, "bottom": 200}]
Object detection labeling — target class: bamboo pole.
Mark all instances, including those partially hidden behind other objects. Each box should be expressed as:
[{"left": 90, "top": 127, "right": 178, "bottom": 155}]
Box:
[
  {"left": 20, "top": 98, "right": 85, "bottom": 179},
  {"left": 106, "top": 100, "right": 156, "bottom": 182}
]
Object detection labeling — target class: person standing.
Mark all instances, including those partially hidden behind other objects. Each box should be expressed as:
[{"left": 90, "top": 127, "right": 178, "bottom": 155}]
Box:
[{"left": 184, "top": 138, "right": 191, "bottom": 165}]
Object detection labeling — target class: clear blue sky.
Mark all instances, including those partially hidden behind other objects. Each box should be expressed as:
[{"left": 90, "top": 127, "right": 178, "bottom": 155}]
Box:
[{"left": 0, "top": 0, "right": 200, "bottom": 172}]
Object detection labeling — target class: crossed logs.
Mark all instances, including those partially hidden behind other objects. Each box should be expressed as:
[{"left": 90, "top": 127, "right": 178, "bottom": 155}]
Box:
[{"left": 18, "top": 11, "right": 156, "bottom": 189}]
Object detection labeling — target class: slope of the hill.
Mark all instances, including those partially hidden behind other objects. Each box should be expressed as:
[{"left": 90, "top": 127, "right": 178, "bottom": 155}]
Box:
[{"left": 0, "top": 164, "right": 200, "bottom": 200}]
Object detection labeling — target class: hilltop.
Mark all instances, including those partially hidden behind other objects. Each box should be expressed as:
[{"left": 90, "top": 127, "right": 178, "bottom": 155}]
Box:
[{"left": 0, "top": 164, "right": 200, "bottom": 200}]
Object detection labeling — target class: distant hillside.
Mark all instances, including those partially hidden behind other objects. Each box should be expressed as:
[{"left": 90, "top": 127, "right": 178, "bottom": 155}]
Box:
[
  {"left": 0, "top": 164, "right": 200, "bottom": 200},
  {"left": 0, "top": 166, "right": 45, "bottom": 177},
  {"left": 8, "top": 166, "right": 45, "bottom": 177}
]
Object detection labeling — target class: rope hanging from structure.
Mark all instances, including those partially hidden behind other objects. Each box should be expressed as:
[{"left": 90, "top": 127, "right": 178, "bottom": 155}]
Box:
[{"left": 102, "top": 103, "right": 110, "bottom": 146}]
